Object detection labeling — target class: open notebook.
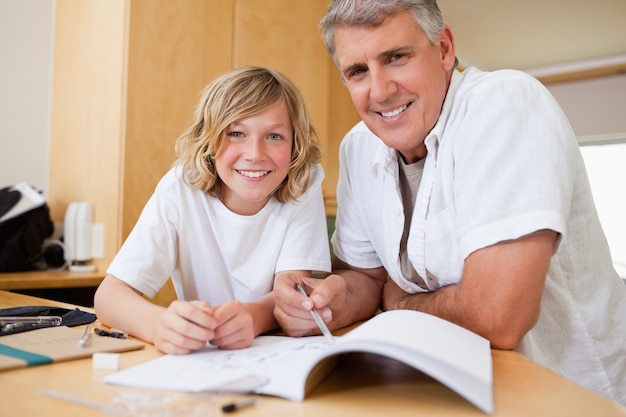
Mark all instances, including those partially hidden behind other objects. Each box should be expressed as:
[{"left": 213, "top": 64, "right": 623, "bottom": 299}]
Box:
[{"left": 105, "top": 310, "right": 494, "bottom": 413}]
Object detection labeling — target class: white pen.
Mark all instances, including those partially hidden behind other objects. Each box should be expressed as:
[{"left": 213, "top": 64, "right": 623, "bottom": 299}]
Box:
[
  {"left": 296, "top": 283, "right": 334, "bottom": 344},
  {"left": 77, "top": 325, "right": 91, "bottom": 348}
]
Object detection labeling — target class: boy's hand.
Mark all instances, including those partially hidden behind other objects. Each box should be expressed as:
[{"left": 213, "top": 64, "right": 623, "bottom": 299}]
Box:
[
  {"left": 153, "top": 300, "right": 216, "bottom": 354},
  {"left": 209, "top": 300, "right": 255, "bottom": 350}
]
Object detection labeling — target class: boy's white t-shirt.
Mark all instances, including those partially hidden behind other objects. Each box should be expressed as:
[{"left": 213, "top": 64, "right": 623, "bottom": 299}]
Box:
[{"left": 107, "top": 163, "right": 331, "bottom": 304}]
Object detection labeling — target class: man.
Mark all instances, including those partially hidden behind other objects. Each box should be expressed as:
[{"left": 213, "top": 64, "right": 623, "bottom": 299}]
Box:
[{"left": 273, "top": 0, "right": 626, "bottom": 404}]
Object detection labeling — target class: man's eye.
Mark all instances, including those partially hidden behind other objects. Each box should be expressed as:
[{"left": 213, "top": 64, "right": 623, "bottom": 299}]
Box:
[
  {"left": 389, "top": 53, "right": 409, "bottom": 64},
  {"left": 346, "top": 67, "right": 367, "bottom": 80}
]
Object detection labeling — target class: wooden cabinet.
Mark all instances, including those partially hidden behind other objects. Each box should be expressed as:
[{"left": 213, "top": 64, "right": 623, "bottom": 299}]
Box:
[{"left": 48, "top": 0, "right": 358, "bottom": 284}]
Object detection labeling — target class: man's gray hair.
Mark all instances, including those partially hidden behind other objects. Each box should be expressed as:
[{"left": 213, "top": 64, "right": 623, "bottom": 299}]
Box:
[{"left": 319, "top": 0, "right": 446, "bottom": 62}]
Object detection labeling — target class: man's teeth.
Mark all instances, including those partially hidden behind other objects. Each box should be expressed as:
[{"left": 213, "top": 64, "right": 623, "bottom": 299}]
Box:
[
  {"left": 238, "top": 170, "right": 269, "bottom": 178},
  {"left": 381, "top": 105, "right": 408, "bottom": 118}
]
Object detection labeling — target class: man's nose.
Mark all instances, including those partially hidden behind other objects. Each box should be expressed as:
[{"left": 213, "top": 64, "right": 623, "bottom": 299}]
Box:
[{"left": 369, "top": 68, "right": 398, "bottom": 102}]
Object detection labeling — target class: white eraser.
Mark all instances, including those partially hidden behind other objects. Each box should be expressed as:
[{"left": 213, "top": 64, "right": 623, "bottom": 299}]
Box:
[{"left": 92, "top": 352, "right": 120, "bottom": 370}]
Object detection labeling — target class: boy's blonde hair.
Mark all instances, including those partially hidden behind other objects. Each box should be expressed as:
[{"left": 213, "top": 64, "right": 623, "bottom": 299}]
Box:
[{"left": 175, "top": 66, "right": 322, "bottom": 203}]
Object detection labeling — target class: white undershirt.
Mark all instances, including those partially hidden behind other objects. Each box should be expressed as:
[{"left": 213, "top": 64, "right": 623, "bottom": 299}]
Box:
[{"left": 398, "top": 153, "right": 426, "bottom": 289}]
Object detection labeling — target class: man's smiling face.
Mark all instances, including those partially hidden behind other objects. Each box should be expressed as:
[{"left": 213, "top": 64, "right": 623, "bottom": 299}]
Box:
[{"left": 334, "top": 11, "right": 455, "bottom": 163}]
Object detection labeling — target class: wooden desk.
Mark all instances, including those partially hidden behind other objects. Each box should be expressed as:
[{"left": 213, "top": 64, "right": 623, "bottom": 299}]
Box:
[
  {"left": 1, "top": 290, "right": 624, "bottom": 417},
  {"left": 0, "top": 270, "right": 104, "bottom": 291}
]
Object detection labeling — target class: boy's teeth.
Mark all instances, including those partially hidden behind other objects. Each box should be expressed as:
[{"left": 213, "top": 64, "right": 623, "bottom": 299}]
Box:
[{"left": 238, "top": 170, "right": 268, "bottom": 178}]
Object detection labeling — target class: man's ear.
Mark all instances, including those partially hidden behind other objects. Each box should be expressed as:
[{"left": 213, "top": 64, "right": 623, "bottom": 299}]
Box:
[{"left": 438, "top": 25, "right": 456, "bottom": 71}]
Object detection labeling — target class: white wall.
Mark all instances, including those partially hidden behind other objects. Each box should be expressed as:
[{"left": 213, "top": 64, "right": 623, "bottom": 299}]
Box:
[
  {"left": 1, "top": 0, "right": 625, "bottom": 196},
  {"left": 0, "top": 0, "right": 55, "bottom": 194}
]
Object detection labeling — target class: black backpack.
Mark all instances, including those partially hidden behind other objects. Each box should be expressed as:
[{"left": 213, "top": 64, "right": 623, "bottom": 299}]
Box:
[{"left": 0, "top": 184, "right": 54, "bottom": 272}]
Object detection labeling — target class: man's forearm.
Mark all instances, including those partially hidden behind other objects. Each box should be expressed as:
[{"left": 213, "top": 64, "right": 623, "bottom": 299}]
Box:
[
  {"left": 383, "top": 280, "right": 459, "bottom": 322},
  {"left": 334, "top": 268, "right": 385, "bottom": 327},
  {"left": 382, "top": 280, "right": 493, "bottom": 342}
]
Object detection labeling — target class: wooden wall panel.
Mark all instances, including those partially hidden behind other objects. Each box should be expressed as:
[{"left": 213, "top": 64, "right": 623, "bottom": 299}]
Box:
[
  {"left": 233, "top": 0, "right": 334, "bottom": 197},
  {"left": 325, "top": 66, "right": 360, "bottom": 216},
  {"left": 50, "top": 0, "right": 235, "bottom": 273},
  {"left": 49, "top": 0, "right": 129, "bottom": 272},
  {"left": 123, "top": 0, "right": 234, "bottom": 240},
  {"left": 232, "top": 0, "right": 360, "bottom": 214}
]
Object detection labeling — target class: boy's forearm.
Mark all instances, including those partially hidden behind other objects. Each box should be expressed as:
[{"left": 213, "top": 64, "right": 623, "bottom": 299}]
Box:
[{"left": 246, "top": 293, "right": 279, "bottom": 336}]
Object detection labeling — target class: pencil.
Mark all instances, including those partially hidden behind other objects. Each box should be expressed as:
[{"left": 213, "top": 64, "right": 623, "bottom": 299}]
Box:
[{"left": 296, "top": 283, "right": 334, "bottom": 344}]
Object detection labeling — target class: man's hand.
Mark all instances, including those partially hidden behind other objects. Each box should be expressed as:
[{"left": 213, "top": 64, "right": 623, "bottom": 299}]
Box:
[
  {"left": 273, "top": 273, "right": 342, "bottom": 337},
  {"left": 274, "top": 261, "right": 386, "bottom": 336}
]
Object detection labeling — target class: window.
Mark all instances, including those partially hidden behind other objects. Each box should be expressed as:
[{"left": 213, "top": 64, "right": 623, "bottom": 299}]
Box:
[{"left": 578, "top": 135, "right": 626, "bottom": 280}]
